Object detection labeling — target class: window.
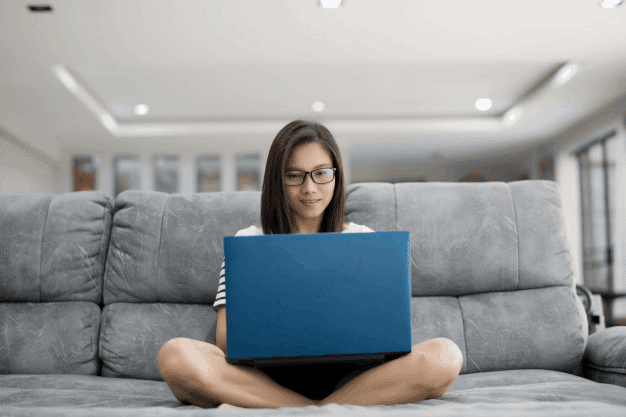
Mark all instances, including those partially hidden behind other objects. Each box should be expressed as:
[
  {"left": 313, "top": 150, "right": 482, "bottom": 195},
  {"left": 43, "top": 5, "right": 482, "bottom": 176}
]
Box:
[
  {"left": 197, "top": 155, "right": 221, "bottom": 192},
  {"left": 73, "top": 156, "right": 96, "bottom": 191},
  {"left": 236, "top": 154, "right": 260, "bottom": 191},
  {"left": 113, "top": 155, "right": 141, "bottom": 197},
  {"left": 153, "top": 155, "right": 179, "bottom": 194},
  {"left": 576, "top": 130, "right": 622, "bottom": 325}
]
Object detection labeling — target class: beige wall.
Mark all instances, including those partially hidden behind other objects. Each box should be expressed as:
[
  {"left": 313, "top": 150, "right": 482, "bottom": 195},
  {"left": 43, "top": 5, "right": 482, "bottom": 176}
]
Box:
[
  {"left": 351, "top": 142, "right": 554, "bottom": 184},
  {"left": 0, "top": 131, "right": 63, "bottom": 194}
]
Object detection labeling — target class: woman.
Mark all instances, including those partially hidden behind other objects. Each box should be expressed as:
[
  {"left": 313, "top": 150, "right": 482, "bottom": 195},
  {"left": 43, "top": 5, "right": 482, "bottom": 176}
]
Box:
[{"left": 156, "top": 120, "right": 463, "bottom": 409}]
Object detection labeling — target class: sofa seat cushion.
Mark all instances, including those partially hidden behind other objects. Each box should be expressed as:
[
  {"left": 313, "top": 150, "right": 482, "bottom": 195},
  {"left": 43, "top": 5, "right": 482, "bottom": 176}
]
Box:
[
  {"left": 0, "top": 374, "right": 178, "bottom": 408},
  {"left": 447, "top": 368, "right": 624, "bottom": 397},
  {"left": 1, "top": 370, "right": 625, "bottom": 416}
]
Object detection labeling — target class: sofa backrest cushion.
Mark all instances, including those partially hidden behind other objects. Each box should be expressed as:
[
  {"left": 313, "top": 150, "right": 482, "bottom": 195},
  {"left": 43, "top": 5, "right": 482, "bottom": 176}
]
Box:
[
  {"left": 0, "top": 192, "right": 111, "bottom": 303},
  {"left": 0, "top": 302, "right": 101, "bottom": 375},
  {"left": 0, "top": 192, "right": 110, "bottom": 375},
  {"left": 99, "top": 303, "right": 215, "bottom": 379},
  {"left": 103, "top": 190, "right": 260, "bottom": 304},
  {"left": 346, "top": 181, "right": 573, "bottom": 295}
]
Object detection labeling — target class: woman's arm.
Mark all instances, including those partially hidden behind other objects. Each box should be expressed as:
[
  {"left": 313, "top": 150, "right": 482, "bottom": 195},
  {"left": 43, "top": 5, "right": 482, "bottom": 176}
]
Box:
[{"left": 216, "top": 306, "right": 227, "bottom": 355}]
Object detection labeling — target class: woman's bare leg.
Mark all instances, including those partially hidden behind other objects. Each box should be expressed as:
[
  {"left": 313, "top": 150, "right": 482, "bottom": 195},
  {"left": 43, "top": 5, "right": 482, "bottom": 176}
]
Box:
[
  {"left": 318, "top": 338, "right": 463, "bottom": 407},
  {"left": 157, "top": 337, "right": 319, "bottom": 409}
]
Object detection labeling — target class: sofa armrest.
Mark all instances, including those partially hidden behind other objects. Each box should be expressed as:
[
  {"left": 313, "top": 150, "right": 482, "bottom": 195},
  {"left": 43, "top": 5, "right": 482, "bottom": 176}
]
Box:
[{"left": 583, "top": 326, "right": 626, "bottom": 388}]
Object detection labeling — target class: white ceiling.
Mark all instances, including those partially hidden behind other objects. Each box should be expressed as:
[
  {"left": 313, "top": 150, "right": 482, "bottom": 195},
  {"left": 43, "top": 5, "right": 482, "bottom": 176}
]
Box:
[{"left": 1, "top": 0, "right": 626, "bottom": 162}]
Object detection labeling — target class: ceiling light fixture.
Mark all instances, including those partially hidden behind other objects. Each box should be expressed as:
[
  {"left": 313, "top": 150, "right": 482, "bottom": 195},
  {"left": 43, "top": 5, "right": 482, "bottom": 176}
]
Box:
[
  {"left": 320, "top": 0, "right": 343, "bottom": 9},
  {"left": 552, "top": 61, "right": 581, "bottom": 88},
  {"left": 504, "top": 106, "right": 523, "bottom": 126},
  {"left": 134, "top": 104, "right": 150, "bottom": 116},
  {"left": 475, "top": 98, "right": 492, "bottom": 111},
  {"left": 600, "top": 0, "right": 622, "bottom": 8},
  {"left": 312, "top": 101, "right": 326, "bottom": 112}
]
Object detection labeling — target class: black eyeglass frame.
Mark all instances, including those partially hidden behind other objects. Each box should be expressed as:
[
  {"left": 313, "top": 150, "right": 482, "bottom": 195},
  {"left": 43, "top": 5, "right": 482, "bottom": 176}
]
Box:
[{"left": 282, "top": 168, "right": 337, "bottom": 186}]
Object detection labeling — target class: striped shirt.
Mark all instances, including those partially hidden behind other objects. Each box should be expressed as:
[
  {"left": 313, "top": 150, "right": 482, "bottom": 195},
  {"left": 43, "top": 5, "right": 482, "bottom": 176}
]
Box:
[{"left": 213, "top": 222, "right": 375, "bottom": 311}]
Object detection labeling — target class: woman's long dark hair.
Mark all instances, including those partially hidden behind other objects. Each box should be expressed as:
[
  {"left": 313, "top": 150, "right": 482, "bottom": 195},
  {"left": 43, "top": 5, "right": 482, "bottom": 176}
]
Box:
[{"left": 261, "top": 120, "right": 345, "bottom": 235}]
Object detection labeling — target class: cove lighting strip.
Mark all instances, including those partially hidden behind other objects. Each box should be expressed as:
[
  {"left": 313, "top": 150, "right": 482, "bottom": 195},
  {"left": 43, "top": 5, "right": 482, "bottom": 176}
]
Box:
[{"left": 53, "top": 64, "right": 538, "bottom": 137}]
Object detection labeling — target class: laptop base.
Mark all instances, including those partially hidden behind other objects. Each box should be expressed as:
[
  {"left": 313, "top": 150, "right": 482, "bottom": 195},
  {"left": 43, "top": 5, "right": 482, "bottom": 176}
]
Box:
[{"left": 227, "top": 351, "right": 411, "bottom": 367}]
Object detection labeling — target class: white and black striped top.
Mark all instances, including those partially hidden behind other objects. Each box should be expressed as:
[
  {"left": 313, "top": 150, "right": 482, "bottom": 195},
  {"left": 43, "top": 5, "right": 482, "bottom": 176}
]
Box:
[{"left": 213, "top": 223, "right": 375, "bottom": 312}]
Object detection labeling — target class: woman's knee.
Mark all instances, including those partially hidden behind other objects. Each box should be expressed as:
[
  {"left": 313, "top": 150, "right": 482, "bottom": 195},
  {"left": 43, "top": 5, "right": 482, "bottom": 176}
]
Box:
[
  {"left": 156, "top": 338, "right": 223, "bottom": 407},
  {"left": 411, "top": 338, "right": 463, "bottom": 397},
  {"left": 418, "top": 338, "right": 462, "bottom": 367},
  {"left": 157, "top": 338, "right": 186, "bottom": 378},
  {"left": 157, "top": 338, "right": 224, "bottom": 380},
  {"left": 440, "top": 338, "right": 463, "bottom": 371}
]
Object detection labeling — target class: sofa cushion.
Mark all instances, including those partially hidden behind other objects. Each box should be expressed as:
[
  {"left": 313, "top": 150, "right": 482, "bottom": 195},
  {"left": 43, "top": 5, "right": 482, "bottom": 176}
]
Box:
[
  {"left": 458, "top": 286, "right": 584, "bottom": 373},
  {"left": 0, "top": 374, "right": 177, "bottom": 408},
  {"left": 346, "top": 181, "right": 574, "bottom": 296},
  {"left": 103, "top": 190, "right": 260, "bottom": 304},
  {"left": 1, "top": 370, "right": 626, "bottom": 415},
  {"left": 99, "top": 303, "right": 217, "bottom": 380},
  {"left": 0, "top": 192, "right": 112, "bottom": 303},
  {"left": 410, "top": 287, "right": 585, "bottom": 375},
  {"left": 0, "top": 302, "right": 100, "bottom": 375}
]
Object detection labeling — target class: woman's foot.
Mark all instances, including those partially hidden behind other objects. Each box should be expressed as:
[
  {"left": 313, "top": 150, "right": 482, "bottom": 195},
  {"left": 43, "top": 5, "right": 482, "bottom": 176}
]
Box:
[{"left": 217, "top": 403, "right": 242, "bottom": 409}]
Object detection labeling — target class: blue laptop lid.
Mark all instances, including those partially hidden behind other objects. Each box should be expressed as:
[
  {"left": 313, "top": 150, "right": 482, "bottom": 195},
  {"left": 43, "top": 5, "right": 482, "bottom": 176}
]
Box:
[{"left": 224, "top": 231, "right": 411, "bottom": 366}]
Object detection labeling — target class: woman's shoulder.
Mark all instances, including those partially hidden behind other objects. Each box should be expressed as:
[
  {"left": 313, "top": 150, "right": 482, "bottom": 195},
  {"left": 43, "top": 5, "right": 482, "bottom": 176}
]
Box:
[
  {"left": 342, "top": 222, "right": 375, "bottom": 233},
  {"left": 234, "top": 225, "right": 264, "bottom": 236}
]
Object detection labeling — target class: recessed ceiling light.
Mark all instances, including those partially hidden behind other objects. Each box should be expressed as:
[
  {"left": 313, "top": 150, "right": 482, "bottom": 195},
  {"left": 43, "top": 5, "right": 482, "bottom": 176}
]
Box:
[
  {"left": 552, "top": 62, "right": 581, "bottom": 88},
  {"left": 320, "top": 0, "right": 343, "bottom": 9},
  {"left": 134, "top": 104, "right": 150, "bottom": 116},
  {"left": 504, "top": 106, "right": 523, "bottom": 126},
  {"left": 475, "top": 98, "right": 492, "bottom": 111},
  {"left": 600, "top": 0, "right": 622, "bottom": 8},
  {"left": 312, "top": 101, "right": 326, "bottom": 112}
]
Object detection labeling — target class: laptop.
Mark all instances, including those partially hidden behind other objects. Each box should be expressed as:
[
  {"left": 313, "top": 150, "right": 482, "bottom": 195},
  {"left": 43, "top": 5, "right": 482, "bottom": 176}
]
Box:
[{"left": 223, "top": 230, "right": 411, "bottom": 367}]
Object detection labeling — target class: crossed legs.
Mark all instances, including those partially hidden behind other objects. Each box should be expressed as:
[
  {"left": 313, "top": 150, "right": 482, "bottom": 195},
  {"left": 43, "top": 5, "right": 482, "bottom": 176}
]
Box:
[{"left": 156, "top": 337, "right": 463, "bottom": 409}]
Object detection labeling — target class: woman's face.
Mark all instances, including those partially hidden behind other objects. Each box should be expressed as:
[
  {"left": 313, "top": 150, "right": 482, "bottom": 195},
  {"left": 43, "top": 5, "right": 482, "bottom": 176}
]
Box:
[{"left": 283, "top": 142, "right": 336, "bottom": 232}]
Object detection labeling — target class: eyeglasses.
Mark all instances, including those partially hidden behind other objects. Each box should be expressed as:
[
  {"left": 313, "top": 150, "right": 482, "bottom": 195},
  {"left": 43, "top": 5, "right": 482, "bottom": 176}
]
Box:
[{"left": 283, "top": 168, "right": 336, "bottom": 186}]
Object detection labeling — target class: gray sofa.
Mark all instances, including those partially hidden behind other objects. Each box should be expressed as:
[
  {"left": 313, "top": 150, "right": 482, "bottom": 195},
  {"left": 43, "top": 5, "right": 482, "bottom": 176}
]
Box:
[{"left": 1, "top": 180, "right": 626, "bottom": 416}]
